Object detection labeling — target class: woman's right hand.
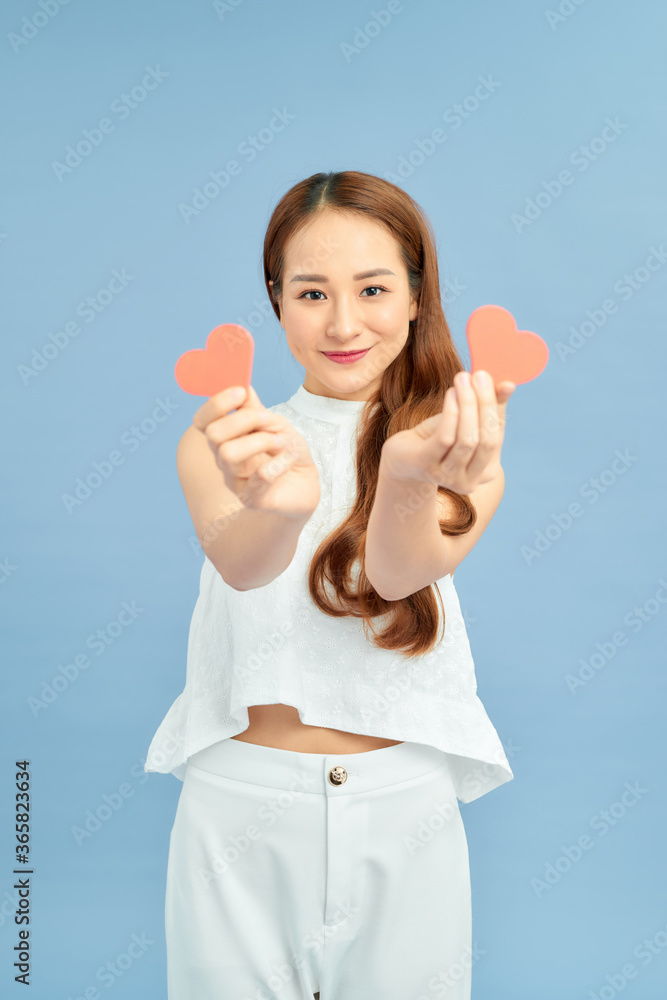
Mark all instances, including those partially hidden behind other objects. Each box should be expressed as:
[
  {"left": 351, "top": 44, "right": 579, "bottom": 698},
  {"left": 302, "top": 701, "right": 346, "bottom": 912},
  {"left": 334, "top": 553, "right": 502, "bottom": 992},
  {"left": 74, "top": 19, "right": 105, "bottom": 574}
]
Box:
[{"left": 192, "top": 384, "right": 320, "bottom": 520}]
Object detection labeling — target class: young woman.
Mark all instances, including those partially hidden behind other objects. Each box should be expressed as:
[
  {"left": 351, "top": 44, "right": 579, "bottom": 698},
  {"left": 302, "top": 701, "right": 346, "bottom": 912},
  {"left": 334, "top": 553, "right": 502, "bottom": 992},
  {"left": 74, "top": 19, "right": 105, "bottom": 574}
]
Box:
[{"left": 145, "top": 170, "right": 516, "bottom": 1000}]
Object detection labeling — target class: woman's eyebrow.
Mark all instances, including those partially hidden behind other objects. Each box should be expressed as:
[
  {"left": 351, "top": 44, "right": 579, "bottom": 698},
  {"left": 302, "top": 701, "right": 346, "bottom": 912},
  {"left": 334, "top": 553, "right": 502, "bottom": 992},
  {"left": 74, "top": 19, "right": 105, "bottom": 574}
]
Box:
[{"left": 289, "top": 268, "right": 396, "bottom": 283}]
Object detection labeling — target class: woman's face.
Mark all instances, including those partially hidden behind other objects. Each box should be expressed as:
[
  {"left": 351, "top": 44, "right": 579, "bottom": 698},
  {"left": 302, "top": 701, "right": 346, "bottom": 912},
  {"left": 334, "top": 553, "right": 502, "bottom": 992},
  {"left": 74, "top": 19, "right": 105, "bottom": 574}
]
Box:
[{"left": 271, "top": 209, "right": 418, "bottom": 401}]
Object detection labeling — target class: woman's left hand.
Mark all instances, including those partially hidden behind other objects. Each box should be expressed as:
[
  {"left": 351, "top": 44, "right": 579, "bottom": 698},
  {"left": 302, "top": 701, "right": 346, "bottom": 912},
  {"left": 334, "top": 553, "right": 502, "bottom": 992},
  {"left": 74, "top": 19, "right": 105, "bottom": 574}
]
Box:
[{"left": 379, "top": 370, "right": 516, "bottom": 493}]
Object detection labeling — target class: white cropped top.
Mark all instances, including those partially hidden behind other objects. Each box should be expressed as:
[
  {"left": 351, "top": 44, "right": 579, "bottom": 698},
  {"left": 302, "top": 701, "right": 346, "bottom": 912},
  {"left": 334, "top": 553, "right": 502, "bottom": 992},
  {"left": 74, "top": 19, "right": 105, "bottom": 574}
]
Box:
[{"left": 144, "top": 383, "right": 514, "bottom": 803}]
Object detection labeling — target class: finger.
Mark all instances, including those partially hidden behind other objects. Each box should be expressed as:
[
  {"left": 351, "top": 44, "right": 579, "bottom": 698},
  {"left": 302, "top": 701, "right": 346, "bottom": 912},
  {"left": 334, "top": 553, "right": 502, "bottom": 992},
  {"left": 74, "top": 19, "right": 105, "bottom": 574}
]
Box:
[
  {"left": 462, "top": 371, "right": 506, "bottom": 480},
  {"left": 251, "top": 447, "right": 298, "bottom": 487},
  {"left": 202, "top": 405, "right": 284, "bottom": 450},
  {"left": 216, "top": 430, "right": 285, "bottom": 469},
  {"left": 241, "top": 384, "right": 265, "bottom": 411},
  {"left": 410, "top": 385, "right": 459, "bottom": 483},
  {"left": 445, "top": 371, "right": 479, "bottom": 464},
  {"left": 473, "top": 370, "right": 506, "bottom": 445},
  {"left": 239, "top": 449, "right": 278, "bottom": 481},
  {"left": 436, "top": 385, "right": 460, "bottom": 458},
  {"left": 493, "top": 383, "right": 515, "bottom": 426},
  {"left": 494, "top": 379, "right": 515, "bottom": 400},
  {"left": 413, "top": 385, "right": 458, "bottom": 442},
  {"left": 193, "top": 385, "right": 248, "bottom": 431}
]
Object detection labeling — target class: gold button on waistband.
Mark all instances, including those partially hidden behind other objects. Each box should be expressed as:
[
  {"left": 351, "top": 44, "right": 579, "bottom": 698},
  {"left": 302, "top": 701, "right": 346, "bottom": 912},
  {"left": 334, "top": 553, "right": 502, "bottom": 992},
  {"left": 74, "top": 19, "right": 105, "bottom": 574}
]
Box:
[{"left": 328, "top": 765, "right": 347, "bottom": 786}]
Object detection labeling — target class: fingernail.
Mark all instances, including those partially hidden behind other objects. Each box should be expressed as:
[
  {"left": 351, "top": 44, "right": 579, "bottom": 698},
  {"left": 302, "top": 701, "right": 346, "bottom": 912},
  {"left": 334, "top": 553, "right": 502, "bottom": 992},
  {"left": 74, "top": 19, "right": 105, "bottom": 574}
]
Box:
[
  {"left": 474, "top": 371, "right": 490, "bottom": 387},
  {"left": 459, "top": 371, "right": 471, "bottom": 386},
  {"left": 229, "top": 386, "right": 245, "bottom": 402}
]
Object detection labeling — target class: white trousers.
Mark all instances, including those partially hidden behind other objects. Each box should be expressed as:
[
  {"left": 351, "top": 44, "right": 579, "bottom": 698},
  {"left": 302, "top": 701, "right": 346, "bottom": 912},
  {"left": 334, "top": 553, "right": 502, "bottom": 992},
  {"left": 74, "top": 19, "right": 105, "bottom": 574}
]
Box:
[{"left": 165, "top": 738, "right": 472, "bottom": 1000}]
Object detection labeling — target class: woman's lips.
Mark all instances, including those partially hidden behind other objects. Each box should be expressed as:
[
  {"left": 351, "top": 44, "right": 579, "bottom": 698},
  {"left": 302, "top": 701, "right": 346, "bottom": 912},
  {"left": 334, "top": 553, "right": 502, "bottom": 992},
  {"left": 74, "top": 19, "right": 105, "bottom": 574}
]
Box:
[{"left": 322, "top": 349, "right": 370, "bottom": 364}]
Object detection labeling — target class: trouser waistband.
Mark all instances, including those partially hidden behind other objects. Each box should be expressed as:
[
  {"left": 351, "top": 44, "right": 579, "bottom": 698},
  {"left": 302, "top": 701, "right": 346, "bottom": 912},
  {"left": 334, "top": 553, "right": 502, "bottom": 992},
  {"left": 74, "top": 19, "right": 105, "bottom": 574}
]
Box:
[{"left": 187, "top": 737, "right": 452, "bottom": 796}]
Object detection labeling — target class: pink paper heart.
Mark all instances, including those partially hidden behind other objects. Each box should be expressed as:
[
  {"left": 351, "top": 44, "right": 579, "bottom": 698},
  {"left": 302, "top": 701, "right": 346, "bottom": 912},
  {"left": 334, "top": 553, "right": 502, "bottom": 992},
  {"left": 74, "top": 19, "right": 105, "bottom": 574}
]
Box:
[
  {"left": 466, "top": 305, "right": 548, "bottom": 385},
  {"left": 174, "top": 324, "right": 254, "bottom": 397}
]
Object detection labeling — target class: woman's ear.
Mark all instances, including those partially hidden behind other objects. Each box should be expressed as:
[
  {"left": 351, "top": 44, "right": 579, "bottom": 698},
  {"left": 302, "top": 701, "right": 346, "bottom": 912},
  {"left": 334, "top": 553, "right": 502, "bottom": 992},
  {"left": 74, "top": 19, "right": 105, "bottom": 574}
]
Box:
[
  {"left": 269, "top": 279, "right": 282, "bottom": 323},
  {"left": 409, "top": 295, "right": 418, "bottom": 323}
]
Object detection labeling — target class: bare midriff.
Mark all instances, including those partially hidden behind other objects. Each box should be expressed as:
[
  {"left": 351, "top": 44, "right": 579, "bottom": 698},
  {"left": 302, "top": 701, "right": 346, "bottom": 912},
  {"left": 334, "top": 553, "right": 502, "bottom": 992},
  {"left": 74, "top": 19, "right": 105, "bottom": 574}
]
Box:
[{"left": 230, "top": 703, "right": 403, "bottom": 754}]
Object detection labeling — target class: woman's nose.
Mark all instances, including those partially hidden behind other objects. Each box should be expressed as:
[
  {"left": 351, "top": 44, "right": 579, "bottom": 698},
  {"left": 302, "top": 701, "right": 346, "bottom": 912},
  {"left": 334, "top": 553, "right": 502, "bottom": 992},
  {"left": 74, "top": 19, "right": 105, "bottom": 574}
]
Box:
[{"left": 328, "top": 296, "right": 363, "bottom": 339}]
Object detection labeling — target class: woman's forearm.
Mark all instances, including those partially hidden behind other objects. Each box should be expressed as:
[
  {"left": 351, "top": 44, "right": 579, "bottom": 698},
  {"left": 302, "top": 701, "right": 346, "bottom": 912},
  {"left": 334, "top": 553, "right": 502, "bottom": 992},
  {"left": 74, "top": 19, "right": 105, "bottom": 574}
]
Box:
[
  {"left": 205, "top": 506, "right": 311, "bottom": 591},
  {"left": 364, "top": 459, "right": 450, "bottom": 602}
]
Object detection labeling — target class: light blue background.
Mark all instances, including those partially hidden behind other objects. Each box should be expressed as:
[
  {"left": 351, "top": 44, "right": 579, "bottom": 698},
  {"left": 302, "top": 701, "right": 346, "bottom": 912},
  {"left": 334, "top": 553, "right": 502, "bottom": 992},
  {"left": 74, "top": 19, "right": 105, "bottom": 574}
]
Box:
[{"left": 1, "top": 0, "right": 665, "bottom": 997}]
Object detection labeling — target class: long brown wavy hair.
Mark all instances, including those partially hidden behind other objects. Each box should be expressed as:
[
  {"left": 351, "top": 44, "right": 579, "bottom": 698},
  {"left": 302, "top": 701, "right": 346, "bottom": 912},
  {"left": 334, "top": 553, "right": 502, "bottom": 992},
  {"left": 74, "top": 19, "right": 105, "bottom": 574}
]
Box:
[{"left": 263, "top": 171, "right": 476, "bottom": 657}]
